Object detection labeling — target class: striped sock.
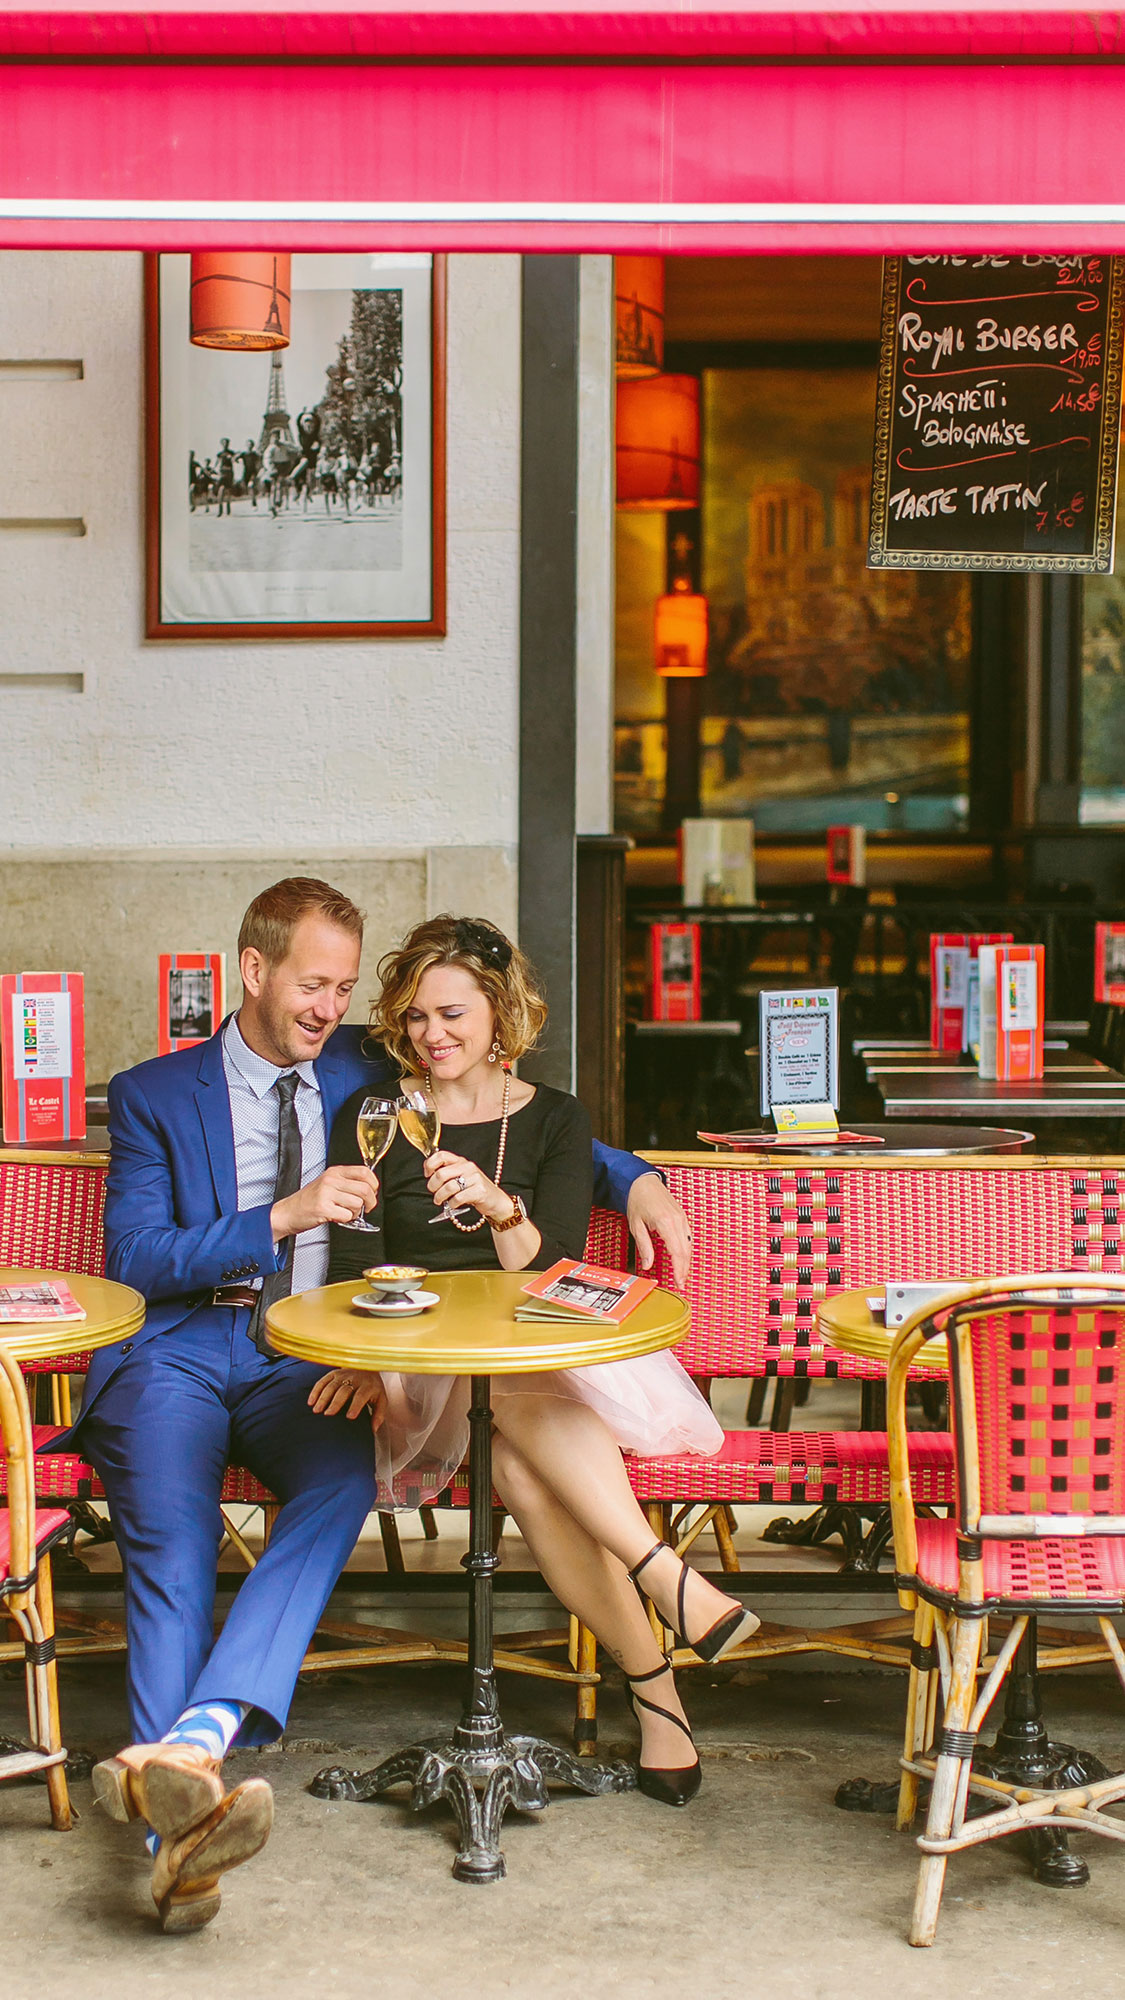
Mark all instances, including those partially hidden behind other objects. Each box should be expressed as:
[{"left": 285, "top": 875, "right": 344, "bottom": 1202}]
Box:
[{"left": 161, "top": 1698, "right": 249, "bottom": 1762}]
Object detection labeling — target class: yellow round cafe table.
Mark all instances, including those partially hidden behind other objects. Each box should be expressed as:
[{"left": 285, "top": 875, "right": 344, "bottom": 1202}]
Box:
[
  {"left": 0, "top": 1268, "right": 145, "bottom": 1365},
  {"left": 817, "top": 1287, "right": 950, "bottom": 1374},
  {"left": 266, "top": 1269, "right": 690, "bottom": 1885}
]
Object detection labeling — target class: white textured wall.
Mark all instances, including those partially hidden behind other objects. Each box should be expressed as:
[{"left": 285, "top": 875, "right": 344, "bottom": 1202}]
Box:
[
  {"left": 0, "top": 251, "right": 524, "bottom": 1074},
  {"left": 0, "top": 250, "right": 521, "bottom": 855}
]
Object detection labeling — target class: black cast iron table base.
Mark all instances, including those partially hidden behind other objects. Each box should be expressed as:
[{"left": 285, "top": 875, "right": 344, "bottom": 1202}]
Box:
[
  {"left": 835, "top": 1618, "right": 1109, "bottom": 1887},
  {"left": 309, "top": 1374, "right": 635, "bottom": 1882},
  {"left": 312, "top": 1728, "right": 634, "bottom": 1884}
]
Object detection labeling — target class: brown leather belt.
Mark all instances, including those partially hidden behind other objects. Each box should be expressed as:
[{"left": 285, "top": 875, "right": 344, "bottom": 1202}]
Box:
[{"left": 212, "top": 1285, "right": 259, "bottom": 1309}]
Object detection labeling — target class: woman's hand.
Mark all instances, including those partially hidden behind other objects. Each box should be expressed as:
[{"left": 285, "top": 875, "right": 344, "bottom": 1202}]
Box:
[
  {"left": 308, "top": 1369, "right": 387, "bottom": 1430},
  {"left": 425, "top": 1148, "right": 511, "bottom": 1225}
]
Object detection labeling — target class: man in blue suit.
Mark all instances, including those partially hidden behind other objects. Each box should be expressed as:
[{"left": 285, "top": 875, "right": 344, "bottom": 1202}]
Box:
[{"left": 81, "top": 877, "right": 690, "bottom": 1931}]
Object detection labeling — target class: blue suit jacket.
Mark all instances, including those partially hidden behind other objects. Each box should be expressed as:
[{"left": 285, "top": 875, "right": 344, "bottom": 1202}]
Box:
[{"left": 77, "top": 1020, "right": 651, "bottom": 1436}]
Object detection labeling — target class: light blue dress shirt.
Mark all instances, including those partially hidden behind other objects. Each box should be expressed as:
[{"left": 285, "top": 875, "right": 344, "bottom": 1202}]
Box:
[{"left": 221, "top": 1013, "right": 329, "bottom": 1296}]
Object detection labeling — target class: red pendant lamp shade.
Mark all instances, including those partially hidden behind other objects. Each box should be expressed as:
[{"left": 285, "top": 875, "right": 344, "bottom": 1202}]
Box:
[
  {"left": 615, "top": 256, "right": 664, "bottom": 378},
  {"left": 655, "top": 584, "right": 708, "bottom": 676},
  {"left": 190, "top": 253, "right": 292, "bottom": 351},
  {"left": 616, "top": 375, "right": 700, "bottom": 511}
]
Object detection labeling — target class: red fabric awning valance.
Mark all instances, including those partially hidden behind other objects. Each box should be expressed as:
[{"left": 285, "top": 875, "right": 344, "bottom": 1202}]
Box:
[
  {"left": 1, "top": 2, "right": 1123, "bottom": 60},
  {"left": 3, "top": 12, "right": 1125, "bottom": 251}
]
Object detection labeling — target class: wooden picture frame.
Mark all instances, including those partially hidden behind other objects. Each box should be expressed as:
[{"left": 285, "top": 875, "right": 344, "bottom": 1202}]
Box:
[{"left": 145, "top": 252, "right": 446, "bottom": 639}]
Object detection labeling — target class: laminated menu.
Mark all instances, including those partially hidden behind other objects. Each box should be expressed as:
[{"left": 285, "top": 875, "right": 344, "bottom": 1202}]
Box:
[
  {"left": 516, "top": 1260, "right": 657, "bottom": 1324},
  {"left": 1094, "top": 923, "right": 1125, "bottom": 1006},
  {"left": 1, "top": 972, "right": 86, "bottom": 1144},
  {"left": 826, "top": 825, "right": 866, "bottom": 887},
  {"left": 158, "top": 951, "right": 225, "bottom": 1054},
  {"left": 977, "top": 943, "right": 1045, "bottom": 1081},
  {"left": 647, "top": 923, "right": 701, "bottom": 1022},
  {"left": 930, "top": 932, "right": 1012, "bottom": 1052},
  {"left": 0, "top": 1280, "right": 86, "bottom": 1323}
]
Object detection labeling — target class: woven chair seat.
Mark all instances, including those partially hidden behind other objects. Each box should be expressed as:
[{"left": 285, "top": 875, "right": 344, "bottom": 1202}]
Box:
[
  {"left": 626, "top": 1429, "right": 846, "bottom": 1505},
  {"left": 0, "top": 1505, "right": 72, "bottom": 1589},
  {"left": 836, "top": 1430, "right": 953, "bottom": 1505},
  {"left": 15, "top": 1427, "right": 278, "bottom": 1508},
  {"left": 909, "top": 1515, "right": 1125, "bottom": 1606}
]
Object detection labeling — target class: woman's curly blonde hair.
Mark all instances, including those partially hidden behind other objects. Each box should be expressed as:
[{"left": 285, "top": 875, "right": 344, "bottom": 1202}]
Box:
[{"left": 370, "top": 914, "right": 548, "bottom": 1078}]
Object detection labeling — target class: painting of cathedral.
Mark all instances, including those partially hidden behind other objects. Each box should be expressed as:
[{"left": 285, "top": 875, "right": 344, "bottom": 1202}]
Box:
[{"left": 614, "top": 366, "right": 973, "bottom": 834}]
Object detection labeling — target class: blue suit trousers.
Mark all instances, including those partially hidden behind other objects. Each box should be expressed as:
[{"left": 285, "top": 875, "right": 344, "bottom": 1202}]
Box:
[{"left": 79, "top": 1308, "right": 376, "bottom": 1746}]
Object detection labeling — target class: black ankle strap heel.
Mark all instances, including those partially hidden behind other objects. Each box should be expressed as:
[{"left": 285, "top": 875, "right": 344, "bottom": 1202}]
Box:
[
  {"left": 627, "top": 1540, "right": 761, "bottom": 1664},
  {"left": 624, "top": 1662, "right": 702, "bottom": 1809}
]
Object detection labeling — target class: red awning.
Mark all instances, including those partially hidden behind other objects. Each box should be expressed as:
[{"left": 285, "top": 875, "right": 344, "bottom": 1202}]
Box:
[{"left": 3, "top": 6, "right": 1125, "bottom": 250}]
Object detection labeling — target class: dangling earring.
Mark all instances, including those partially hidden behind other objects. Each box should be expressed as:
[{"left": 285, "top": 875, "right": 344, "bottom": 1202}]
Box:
[{"left": 488, "top": 1037, "right": 502, "bottom": 1064}]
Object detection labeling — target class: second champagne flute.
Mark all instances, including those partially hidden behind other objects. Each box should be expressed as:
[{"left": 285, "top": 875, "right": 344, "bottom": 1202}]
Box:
[
  {"left": 337, "top": 1094, "right": 397, "bottom": 1233},
  {"left": 397, "top": 1088, "right": 471, "bottom": 1223}
]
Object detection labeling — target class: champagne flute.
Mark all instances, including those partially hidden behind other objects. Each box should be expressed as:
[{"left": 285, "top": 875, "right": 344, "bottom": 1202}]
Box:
[
  {"left": 397, "top": 1087, "right": 472, "bottom": 1223},
  {"left": 338, "top": 1095, "right": 397, "bottom": 1232}
]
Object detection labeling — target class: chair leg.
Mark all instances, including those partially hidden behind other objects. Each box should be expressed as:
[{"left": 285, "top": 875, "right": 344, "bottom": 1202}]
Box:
[
  {"left": 419, "top": 1506, "right": 439, "bottom": 1541},
  {"left": 712, "top": 1505, "right": 741, "bottom": 1575},
  {"left": 909, "top": 1614, "right": 984, "bottom": 1948},
  {"left": 378, "top": 1512, "right": 405, "bottom": 1574},
  {"left": 574, "top": 1621, "right": 599, "bottom": 1756},
  {"left": 29, "top": 1559, "right": 72, "bottom": 1832},
  {"left": 745, "top": 1380, "right": 768, "bottom": 1427},
  {"left": 897, "top": 1602, "right": 935, "bottom": 1832},
  {"left": 769, "top": 1380, "right": 796, "bottom": 1432},
  {"left": 645, "top": 1502, "right": 672, "bottom": 1645}
]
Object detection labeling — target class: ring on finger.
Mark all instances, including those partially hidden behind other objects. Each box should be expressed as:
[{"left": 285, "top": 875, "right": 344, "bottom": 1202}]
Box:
[{"left": 455, "top": 1175, "right": 467, "bottom": 1192}]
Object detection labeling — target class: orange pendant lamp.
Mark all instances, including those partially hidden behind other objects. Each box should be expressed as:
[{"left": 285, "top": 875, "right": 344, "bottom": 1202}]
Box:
[
  {"left": 615, "top": 256, "right": 664, "bottom": 378},
  {"left": 616, "top": 374, "right": 700, "bottom": 511},
  {"left": 190, "top": 253, "right": 291, "bottom": 351},
  {"left": 654, "top": 580, "right": 708, "bottom": 677}
]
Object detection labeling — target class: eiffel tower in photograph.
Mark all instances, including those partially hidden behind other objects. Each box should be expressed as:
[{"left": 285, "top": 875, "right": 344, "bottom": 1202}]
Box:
[{"left": 258, "top": 352, "right": 296, "bottom": 455}]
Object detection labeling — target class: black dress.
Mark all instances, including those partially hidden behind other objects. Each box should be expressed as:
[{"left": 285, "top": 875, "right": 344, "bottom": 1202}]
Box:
[
  {"left": 326, "top": 1082, "right": 593, "bottom": 1284},
  {"left": 324, "top": 1082, "right": 720, "bottom": 1510}
]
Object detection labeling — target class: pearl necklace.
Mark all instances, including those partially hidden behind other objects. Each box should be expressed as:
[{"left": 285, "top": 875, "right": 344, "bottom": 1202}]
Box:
[{"left": 428, "top": 1065, "right": 512, "bottom": 1234}]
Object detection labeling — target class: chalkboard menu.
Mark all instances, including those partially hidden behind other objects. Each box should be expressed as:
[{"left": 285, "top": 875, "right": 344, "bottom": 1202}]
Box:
[{"left": 869, "top": 255, "right": 1124, "bottom": 573}]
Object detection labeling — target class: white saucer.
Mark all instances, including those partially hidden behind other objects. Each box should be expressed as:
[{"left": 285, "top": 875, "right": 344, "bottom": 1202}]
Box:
[{"left": 352, "top": 1289, "right": 440, "bottom": 1318}]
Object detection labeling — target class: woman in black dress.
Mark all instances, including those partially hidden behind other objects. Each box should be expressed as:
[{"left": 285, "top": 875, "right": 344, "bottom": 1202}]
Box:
[{"left": 312, "top": 915, "right": 759, "bottom": 1804}]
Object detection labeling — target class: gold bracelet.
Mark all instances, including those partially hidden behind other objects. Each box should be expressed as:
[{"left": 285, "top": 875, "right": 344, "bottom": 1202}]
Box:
[{"left": 491, "top": 1195, "right": 528, "bottom": 1234}]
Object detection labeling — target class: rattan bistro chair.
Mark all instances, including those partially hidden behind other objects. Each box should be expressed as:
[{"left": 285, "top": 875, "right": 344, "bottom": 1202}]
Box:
[
  {"left": 0, "top": 1337, "right": 73, "bottom": 1829},
  {"left": 887, "top": 1273, "right": 1125, "bottom": 1948}
]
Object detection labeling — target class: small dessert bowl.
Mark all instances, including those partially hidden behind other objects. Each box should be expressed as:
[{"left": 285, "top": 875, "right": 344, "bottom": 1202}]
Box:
[{"left": 362, "top": 1264, "right": 429, "bottom": 1304}]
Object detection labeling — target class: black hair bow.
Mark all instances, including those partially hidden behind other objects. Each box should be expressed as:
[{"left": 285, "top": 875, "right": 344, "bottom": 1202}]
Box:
[{"left": 453, "top": 919, "right": 513, "bottom": 972}]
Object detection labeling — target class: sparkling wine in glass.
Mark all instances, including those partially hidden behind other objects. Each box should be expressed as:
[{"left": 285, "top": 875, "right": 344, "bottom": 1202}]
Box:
[
  {"left": 338, "top": 1095, "right": 397, "bottom": 1233},
  {"left": 397, "top": 1088, "right": 471, "bottom": 1223}
]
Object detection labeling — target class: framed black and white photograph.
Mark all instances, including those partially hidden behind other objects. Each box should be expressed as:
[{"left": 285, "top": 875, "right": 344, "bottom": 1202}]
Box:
[{"left": 145, "top": 252, "right": 445, "bottom": 638}]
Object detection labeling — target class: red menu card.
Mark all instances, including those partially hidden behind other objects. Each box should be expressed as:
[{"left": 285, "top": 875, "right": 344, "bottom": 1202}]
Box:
[{"left": 1, "top": 972, "right": 86, "bottom": 1144}]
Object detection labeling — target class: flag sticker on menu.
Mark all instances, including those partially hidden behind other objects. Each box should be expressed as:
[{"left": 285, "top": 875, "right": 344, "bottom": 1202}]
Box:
[{"left": 11, "top": 990, "right": 73, "bottom": 1079}]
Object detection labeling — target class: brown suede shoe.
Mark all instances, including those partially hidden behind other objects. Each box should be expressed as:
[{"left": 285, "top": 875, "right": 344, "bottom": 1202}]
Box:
[
  {"left": 151, "top": 1779, "right": 274, "bottom": 1935},
  {"left": 92, "top": 1743, "right": 225, "bottom": 1839}
]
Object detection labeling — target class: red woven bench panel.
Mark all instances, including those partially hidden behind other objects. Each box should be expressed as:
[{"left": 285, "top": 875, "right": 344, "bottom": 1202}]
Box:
[
  {"left": 640, "top": 1165, "right": 884, "bottom": 1382},
  {"left": 584, "top": 1207, "right": 631, "bottom": 1270},
  {"left": 912, "top": 1516, "right": 1125, "bottom": 1602},
  {"left": 21, "top": 1350, "right": 94, "bottom": 1377},
  {"left": 966, "top": 1302, "right": 1125, "bottom": 1522},
  {"left": 625, "top": 1429, "right": 842, "bottom": 1506},
  {"left": 19, "top": 1427, "right": 277, "bottom": 1507},
  {"left": 0, "top": 1505, "right": 72, "bottom": 1586},
  {"left": 1067, "top": 1169, "right": 1125, "bottom": 1277},
  {"left": 846, "top": 1168, "right": 1070, "bottom": 1296},
  {"left": 0, "top": 1161, "right": 108, "bottom": 1274},
  {"left": 835, "top": 1429, "right": 953, "bottom": 1505}
]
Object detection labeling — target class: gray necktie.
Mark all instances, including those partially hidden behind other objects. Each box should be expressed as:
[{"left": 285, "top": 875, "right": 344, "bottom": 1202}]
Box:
[{"left": 248, "top": 1071, "right": 302, "bottom": 1357}]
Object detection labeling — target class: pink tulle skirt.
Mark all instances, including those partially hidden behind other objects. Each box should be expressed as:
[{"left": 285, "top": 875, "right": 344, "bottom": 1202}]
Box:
[{"left": 373, "top": 1352, "right": 723, "bottom": 1512}]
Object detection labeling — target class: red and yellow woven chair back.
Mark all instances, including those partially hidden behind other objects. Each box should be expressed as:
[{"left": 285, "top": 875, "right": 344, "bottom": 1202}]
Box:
[
  {"left": 0, "top": 1159, "right": 106, "bottom": 1376},
  {"left": 627, "top": 1162, "right": 1083, "bottom": 1384},
  {"left": 947, "top": 1284, "right": 1125, "bottom": 1533}
]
